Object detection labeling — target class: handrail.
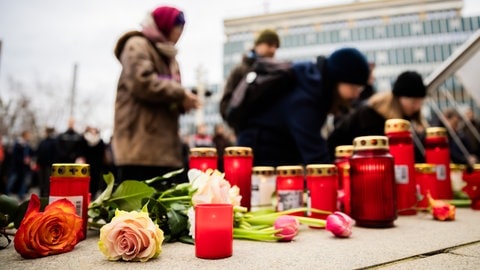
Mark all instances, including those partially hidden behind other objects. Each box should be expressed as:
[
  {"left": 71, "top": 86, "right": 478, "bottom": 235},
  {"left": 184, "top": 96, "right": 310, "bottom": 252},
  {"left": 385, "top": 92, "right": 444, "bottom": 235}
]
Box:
[{"left": 425, "top": 29, "right": 480, "bottom": 92}]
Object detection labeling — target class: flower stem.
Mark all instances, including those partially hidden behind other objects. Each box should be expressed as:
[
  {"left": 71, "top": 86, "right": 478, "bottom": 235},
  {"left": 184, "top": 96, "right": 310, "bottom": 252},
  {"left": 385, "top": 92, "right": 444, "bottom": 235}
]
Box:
[{"left": 158, "top": 196, "right": 191, "bottom": 202}]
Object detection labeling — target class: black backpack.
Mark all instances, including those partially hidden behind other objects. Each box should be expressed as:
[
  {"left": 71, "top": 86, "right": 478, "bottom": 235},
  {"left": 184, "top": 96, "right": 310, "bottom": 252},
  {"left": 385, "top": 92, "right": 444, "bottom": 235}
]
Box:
[{"left": 225, "top": 58, "right": 295, "bottom": 131}]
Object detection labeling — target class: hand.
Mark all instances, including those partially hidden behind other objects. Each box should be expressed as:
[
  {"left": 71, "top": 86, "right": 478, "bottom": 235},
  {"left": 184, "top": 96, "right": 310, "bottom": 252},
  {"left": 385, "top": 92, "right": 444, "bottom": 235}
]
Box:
[{"left": 183, "top": 90, "right": 200, "bottom": 112}]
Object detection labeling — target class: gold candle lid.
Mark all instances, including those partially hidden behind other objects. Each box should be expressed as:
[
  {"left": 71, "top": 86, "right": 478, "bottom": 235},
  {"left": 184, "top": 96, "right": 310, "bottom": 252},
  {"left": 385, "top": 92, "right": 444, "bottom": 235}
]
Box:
[
  {"left": 385, "top": 119, "right": 411, "bottom": 134},
  {"left": 224, "top": 146, "right": 253, "bottom": 157},
  {"left": 353, "top": 136, "right": 389, "bottom": 151},
  {"left": 189, "top": 147, "right": 217, "bottom": 157},
  {"left": 450, "top": 163, "right": 465, "bottom": 171},
  {"left": 426, "top": 127, "right": 447, "bottom": 138},
  {"left": 471, "top": 164, "right": 480, "bottom": 171},
  {"left": 306, "top": 164, "right": 337, "bottom": 176},
  {"left": 51, "top": 163, "right": 90, "bottom": 177},
  {"left": 335, "top": 145, "right": 354, "bottom": 158},
  {"left": 276, "top": 165, "right": 304, "bottom": 176},
  {"left": 252, "top": 166, "right": 275, "bottom": 176},
  {"left": 414, "top": 163, "right": 436, "bottom": 174}
]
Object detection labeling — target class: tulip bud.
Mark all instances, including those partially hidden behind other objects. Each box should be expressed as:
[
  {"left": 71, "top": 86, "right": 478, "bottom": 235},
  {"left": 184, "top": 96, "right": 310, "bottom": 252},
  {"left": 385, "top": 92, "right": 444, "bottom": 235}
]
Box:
[
  {"left": 326, "top": 211, "right": 354, "bottom": 238},
  {"left": 274, "top": 215, "right": 299, "bottom": 242},
  {"left": 427, "top": 193, "right": 455, "bottom": 221}
]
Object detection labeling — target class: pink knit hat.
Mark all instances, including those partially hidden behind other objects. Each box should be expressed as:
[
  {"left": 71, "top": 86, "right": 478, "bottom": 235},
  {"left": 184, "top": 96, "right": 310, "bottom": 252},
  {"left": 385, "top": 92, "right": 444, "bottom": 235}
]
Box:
[{"left": 151, "top": 6, "right": 185, "bottom": 37}]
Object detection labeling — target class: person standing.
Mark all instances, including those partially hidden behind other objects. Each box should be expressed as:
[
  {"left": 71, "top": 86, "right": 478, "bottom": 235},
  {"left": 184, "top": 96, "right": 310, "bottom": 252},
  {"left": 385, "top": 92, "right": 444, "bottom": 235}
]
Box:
[
  {"left": 36, "top": 127, "right": 57, "bottom": 197},
  {"left": 220, "top": 29, "right": 281, "bottom": 133},
  {"left": 6, "top": 130, "right": 35, "bottom": 201},
  {"left": 56, "top": 117, "right": 85, "bottom": 163},
  {"left": 112, "top": 5, "right": 199, "bottom": 184},
  {"left": 231, "top": 47, "right": 370, "bottom": 166},
  {"left": 81, "top": 126, "right": 105, "bottom": 199}
]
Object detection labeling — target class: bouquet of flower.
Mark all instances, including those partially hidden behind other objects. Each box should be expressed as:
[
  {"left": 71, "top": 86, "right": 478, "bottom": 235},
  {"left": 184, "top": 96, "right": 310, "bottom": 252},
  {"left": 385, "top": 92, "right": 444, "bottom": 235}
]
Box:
[{"left": 88, "top": 169, "right": 331, "bottom": 245}]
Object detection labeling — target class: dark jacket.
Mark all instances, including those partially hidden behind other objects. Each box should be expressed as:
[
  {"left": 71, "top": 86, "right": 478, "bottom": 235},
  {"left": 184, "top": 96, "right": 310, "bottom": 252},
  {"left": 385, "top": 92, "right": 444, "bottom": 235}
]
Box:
[
  {"left": 328, "top": 91, "right": 427, "bottom": 162},
  {"left": 236, "top": 59, "right": 333, "bottom": 166}
]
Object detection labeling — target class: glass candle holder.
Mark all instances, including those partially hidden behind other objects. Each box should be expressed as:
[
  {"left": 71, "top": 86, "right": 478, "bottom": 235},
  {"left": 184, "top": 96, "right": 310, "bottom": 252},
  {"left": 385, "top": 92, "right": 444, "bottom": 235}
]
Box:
[
  {"left": 350, "top": 136, "right": 397, "bottom": 228},
  {"left": 223, "top": 147, "right": 253, "bottom": 210},
  {"left": 195, "top": 204, "right": 233, "bottom": 259},
  {"left": 334, "top": 145, "right": 353, "bottom": 214},
  {"left": 275, "top": 165, "right": 304, "bottom": 215},
  {"left": 385, "top": 119, "right": 417, "bottom": 215},
  {"left": 462, "top": 164, "right": 480, "bottom": 210},
  {"left": 425, "top": 127, "right": 453, "bottom": 199},
  {"left": 414, "top": 163, "right": 437, "bottom": 209},
  {"left": 49, "top": 163, "right": 90, "bottom": 239},
  {"left": 450, "top": 163, "right": 466, "bottom": 195},
  {"left": 251, "top": 166, "right": 276, "bottom": 208},
  {"left": 189, "top": 147, "right": 218, "bottom": 172},
  {"left": 306, "top": 164, "right": 338, "bottom": 224}
]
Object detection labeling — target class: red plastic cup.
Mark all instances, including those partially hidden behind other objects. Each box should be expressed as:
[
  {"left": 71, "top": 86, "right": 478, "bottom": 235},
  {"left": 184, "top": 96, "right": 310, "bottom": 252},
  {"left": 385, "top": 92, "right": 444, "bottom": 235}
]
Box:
[
  {"left": 49, "top": 163, "right": 90, "bottom": 239},
  {"left": 195, "top": 204, "right": 233, "bottom": 259}
]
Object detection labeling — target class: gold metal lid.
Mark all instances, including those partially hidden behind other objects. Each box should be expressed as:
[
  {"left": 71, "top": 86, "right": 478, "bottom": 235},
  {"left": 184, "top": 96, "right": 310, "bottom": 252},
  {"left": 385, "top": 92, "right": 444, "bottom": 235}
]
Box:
[
  {"left": 385, "top": 118, "right": 411, "bottom": 134},
  {"left": 51, "top": 163, "right": 90, "bottom": 177},
  {"left": 189, "top": 147, "right": 217, "bottom": 157},
  {"left": 252, "top": 166, "right": 275, "bottom": 176},
  {"left": 450, "top": 163, "right": 466, "bottom": 171},
  {"left": 224, "top": 146, "right": 253, "bottom": 157},
  {"left": 335, "top": 145, "right": 354, "bottom": 158},
  {"left": 306, "top": 164, "right": 337, "bottom": 176},
  {"left": 275, "top": 165, "right": 304, "bottom": 176},
  {"left": 426, "top": 127, "right": 447, "bottom": 138},
  {"left": 353, "top": 136, "right": 389, "bottom": 151},
  {"left": 414, "top": 163, "right": 436, "bottom": 174}
]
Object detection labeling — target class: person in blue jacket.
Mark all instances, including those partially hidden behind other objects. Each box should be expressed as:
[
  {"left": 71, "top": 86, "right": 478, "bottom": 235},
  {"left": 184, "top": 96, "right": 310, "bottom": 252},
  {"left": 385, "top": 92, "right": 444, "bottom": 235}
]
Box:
[{"left": 236, "top": 47, "right": 370, "bottom": 166}]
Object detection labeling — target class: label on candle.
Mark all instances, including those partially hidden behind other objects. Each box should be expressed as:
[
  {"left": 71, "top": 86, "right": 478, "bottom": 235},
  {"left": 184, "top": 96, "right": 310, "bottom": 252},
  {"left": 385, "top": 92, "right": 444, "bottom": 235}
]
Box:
[
  {"left": 49, "top": 195, "right": 83, "bottom": 217},
  {"left": 277, "top": 190, "right": 303, "bottom": 211},
  {"left": 436, "top": 165, "right": 447, "bottom": 181},
  {"left": 394, "top": 165, "right": 409, "bottom": 184}
]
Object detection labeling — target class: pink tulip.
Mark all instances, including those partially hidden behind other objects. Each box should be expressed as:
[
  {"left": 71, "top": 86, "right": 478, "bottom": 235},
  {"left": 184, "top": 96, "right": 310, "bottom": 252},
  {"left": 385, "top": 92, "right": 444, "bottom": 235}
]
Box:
[
  {"left": 274, "top": 215, "right": 299, "bottom": 242},
  {"left": 326, "top": 211, "right": 354, "bottom": 238}
]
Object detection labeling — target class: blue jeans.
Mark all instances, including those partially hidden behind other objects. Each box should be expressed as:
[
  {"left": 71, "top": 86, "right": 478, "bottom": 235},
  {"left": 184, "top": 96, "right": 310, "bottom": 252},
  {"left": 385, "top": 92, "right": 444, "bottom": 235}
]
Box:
[{"left": 6, "top": 170, "right": 32, "bottom": 200}]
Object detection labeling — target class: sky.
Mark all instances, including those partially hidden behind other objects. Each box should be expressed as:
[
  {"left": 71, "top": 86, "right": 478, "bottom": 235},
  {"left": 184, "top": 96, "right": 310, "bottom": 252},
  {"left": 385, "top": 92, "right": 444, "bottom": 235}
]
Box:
[{"left": 1, "top": 0, "right": 480, "bottom": 134}]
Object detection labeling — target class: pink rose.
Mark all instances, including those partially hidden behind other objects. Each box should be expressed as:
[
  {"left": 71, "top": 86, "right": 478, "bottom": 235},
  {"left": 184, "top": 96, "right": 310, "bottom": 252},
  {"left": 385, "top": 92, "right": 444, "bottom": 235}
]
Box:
[
  {"left": 98, "top": 208, "right": 164, "bottom": 262},
  {"left": 326, "top": 211, "right": 354, "bottom": 238},
  {"left": 274, "top": 215, "right": 299, "bottom": 242}
]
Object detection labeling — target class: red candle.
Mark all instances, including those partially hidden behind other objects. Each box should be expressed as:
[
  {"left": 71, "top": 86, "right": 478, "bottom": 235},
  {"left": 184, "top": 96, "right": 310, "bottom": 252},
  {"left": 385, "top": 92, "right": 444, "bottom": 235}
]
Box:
[
  {"left": 350, "top": 136, "right": 397, "bottom": 228},
  {"left": 189, "top": 147, "right": 218, "bottom": 172},
  {"left": 425, "top": 127, "right": 453, "bottom": 199},
  {"left": 415, "top": 163, "right": 437, "bottom": 209},
  {"left": 306, "top": 164, "right": 338, "bottom": 224},
  {"left": 385, "top": 119, "right": 417, "bottom": 215},
  {"left": 462, "top": 164, "right": 480, "bottom": 210},
  {"left": 49, "top": 163, "right": 90, "bottom": 239},
  {"left": 334, "top": 145, "right": 353, "bottom": 214},
  {"left": 223, "top": 147, "right": 253, "bottom": 210},
  {"left": 195, "top": 204, "right": 233, "bottom": 259},
  {"left": 275, "top": 165, "right": 304, "bottom": 215}
]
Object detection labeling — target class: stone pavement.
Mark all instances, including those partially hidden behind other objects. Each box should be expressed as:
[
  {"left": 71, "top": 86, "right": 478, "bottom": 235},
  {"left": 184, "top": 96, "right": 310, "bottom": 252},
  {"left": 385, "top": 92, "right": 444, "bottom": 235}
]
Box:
[{"left": 1, "top": 208, "right": 479, "bottom": 270}]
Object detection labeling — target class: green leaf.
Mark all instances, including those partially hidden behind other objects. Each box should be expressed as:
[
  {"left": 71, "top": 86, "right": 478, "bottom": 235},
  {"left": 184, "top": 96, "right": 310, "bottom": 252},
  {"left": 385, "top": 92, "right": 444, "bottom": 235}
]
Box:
[
  {"left": 144, "top": 168, "right": 185, "bottom": 185},
  {"left": 0, "top": 194, "right": 19, "bottom": 225},
  {"left": 89, "top": 172, "right": 115, "bottom": 208},
  {"left": 109, "top": 180, "right": 156, "bottom": 211},
  {"left": 167, "top": 207, "right": 189, "bottom": 241}
]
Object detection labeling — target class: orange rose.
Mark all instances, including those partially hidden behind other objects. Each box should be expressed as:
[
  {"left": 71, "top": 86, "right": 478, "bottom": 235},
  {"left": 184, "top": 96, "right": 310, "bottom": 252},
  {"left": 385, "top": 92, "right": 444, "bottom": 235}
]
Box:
[{"left": 14, "top": 194, "right": 83, "bottom": 258}]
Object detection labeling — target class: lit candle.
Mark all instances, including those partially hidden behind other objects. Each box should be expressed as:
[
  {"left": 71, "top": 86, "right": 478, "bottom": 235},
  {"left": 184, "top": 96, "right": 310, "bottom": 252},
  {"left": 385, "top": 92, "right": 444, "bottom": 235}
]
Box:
[
  {"left": 251, "top": 166, "right": 276, "bottom": 207},
  {"left": 223, "top": 147, "right": 253, "bottom": 210},
  {"left": 189, "top": 147, "right": 218, "bottom": 172},
  {"left": 195, "top": 204, "right": 233, "bottom": 259}
]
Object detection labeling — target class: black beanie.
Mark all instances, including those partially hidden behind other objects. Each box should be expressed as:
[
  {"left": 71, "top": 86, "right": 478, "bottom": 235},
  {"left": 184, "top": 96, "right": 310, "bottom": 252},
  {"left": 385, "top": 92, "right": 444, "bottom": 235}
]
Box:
[
  {"left": 254, "top": 29, "right": 280, "bottom": 48},
  {"left": 392, "top": 71, "right": 427, "bottom": 98},
  {"left": 326, "top": 47, "right": 369, "bottom": 85}
]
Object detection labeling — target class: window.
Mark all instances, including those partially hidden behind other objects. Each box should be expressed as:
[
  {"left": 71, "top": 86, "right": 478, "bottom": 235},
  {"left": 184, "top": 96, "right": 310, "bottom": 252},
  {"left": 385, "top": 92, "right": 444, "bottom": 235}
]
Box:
[
  {"left": 414, "top": 48, "right": 426, "bottom": 62},
  {"left": 410, "top": 22, "right": 423, "bottom": 35}
]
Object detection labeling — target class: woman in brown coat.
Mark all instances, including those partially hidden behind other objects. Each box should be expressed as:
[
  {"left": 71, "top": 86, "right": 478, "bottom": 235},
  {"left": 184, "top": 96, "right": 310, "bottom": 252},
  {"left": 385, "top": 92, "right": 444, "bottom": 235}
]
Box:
[{"left": 113, "top": 6, "right": 199, "bottom": 184}]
